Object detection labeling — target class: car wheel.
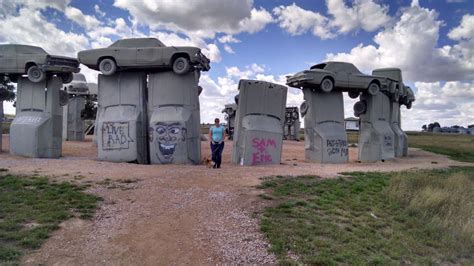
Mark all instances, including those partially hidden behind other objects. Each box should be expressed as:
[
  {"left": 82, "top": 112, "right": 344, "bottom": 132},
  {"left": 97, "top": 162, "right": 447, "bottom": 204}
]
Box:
[
  {"left": 368, "top": 83, "right": 380, "bottom": 95},
  {"left": 59, "top": 90, "right": 69, "bottom": 107},
  {"left": 27, "top": 65, "right": 46, "bottom": 83},
  {"left": 172, "top": 57, "right": 190, "bottom": 75},
  {"left": 348, "top": 91, "right": 360, "bottom": 99},
  {"left": 320, "top": 78, "right": 334, "bottom": 92},
  {"left": 99, "top": 58, "right": 117, "bottom": 75},
  {"left": 353, "top": 101, "right": 367, "bottom": 117},
  {"left": 406, "top": 101, "right": 412, "bottom": 109},
  {"left": 300, "top": 101, "right": 308, "bottom": 117},
  {"left": 60, "top": 73, "right": 73, "bottom": 84}
]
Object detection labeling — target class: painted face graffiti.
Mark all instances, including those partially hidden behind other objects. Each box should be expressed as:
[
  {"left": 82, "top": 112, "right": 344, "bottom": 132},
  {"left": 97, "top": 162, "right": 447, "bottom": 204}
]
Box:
[{"left": 152, "top": 121, "right": 186, "bottom": 163}]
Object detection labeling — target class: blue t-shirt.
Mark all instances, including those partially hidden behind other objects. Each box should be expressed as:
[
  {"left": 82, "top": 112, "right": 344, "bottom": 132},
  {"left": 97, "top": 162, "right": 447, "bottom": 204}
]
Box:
[{"left": 210, "top": 125, "right": 224, "bottom": 142}]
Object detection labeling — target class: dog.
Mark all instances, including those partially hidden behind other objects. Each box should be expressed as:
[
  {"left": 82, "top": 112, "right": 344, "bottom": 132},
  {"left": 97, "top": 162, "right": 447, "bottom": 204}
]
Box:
[{"left": 202, "top": 156, "right": 215, "bottom": 168}]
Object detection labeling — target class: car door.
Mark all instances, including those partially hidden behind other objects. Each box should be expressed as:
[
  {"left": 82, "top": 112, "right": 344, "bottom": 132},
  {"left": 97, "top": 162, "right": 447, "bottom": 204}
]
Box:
[
  {"left": 111, "top": 40, "right": 137, "bottom": 66},
  {"left": 136, "top": 39, "right": 164, "bottom": 66},
  {"left": 332, "top": 63, "right": 349, "bottom": 88},
  {"left": 0, "top": 46, "right": 17, "bottom": 72},
  {"left": 137, "top": 47, "right": 163, "bottom": 66},
  {"left": 347, "top": 66, "right": 367, "bottom": 89}
]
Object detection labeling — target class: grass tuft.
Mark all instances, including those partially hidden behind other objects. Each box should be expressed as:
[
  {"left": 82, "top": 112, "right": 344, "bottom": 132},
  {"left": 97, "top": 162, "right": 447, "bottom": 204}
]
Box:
[{"left": 0, "top": 175, "right": 101, "bottom": 264}]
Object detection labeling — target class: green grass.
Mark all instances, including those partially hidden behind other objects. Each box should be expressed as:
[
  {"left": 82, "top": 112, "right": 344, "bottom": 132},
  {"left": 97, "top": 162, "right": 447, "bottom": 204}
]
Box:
[
  {"left": 347, "top": 132, "right": 474, "bottom": 162},
  {"left": 0, "top": 174, "right": 101, "bottom": 264},
  {"left": 407, "top": 132, "right": 474, "bottom": 162},
  {"left": 258, "top": 167, "right": 474, "bottom": 264}
]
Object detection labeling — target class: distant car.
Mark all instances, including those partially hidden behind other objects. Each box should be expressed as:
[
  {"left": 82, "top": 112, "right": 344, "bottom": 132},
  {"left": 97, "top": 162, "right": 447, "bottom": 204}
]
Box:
[
  {"left": 64, "top": 73, "right": 89, "bottom": 95},
  {"left": 286, "top": 61, "right": 387, "bottom": 96},
  {"left": 78, "top": 38, "right": 211, "bottom": 75},
  {"left": 0, "top": 44, "right": 80, "bottom": 83}
]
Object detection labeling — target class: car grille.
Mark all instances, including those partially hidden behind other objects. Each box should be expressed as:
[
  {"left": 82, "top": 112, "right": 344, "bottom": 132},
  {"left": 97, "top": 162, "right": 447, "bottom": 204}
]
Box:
[{"left": 48, "top": 57, "right": 79, "bottom": 68}]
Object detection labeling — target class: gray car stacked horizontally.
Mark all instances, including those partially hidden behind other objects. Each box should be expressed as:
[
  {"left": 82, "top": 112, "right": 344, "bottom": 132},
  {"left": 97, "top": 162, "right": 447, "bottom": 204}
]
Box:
[
  {"left": 0, "top": 44, "right": 79, "bottom": 83},
  {"left": 286, "top": 61, "right": 388, "bottom": 97},
  {"left": 78, "top": 38, "right": 210, "bottom": 76}
]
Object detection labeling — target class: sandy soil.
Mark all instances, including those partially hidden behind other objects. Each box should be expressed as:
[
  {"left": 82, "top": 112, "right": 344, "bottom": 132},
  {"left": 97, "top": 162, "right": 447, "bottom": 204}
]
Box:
[{"left": 0, "top": 135, "right": 470, "bottom": 265}]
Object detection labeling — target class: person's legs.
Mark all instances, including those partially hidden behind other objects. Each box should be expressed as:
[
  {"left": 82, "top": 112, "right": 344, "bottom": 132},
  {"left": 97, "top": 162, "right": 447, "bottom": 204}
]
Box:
[
  {"left": 216, "top": 142, "right": 225, "bottom": 168},
  {"left": 210, "top": 142, "right": 218, "bottom": 168}
]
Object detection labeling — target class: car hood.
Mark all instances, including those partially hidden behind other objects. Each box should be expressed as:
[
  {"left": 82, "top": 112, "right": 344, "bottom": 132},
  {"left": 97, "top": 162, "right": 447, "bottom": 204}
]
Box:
[
  {"left": 49, "top": 54, "right": 78, "bottom": 61},
  {"left": 291, "top": 69, "right": 333, "bottom": 77},
  {"left": 171, "top": 46, "right": 201, "bottom": 53}
]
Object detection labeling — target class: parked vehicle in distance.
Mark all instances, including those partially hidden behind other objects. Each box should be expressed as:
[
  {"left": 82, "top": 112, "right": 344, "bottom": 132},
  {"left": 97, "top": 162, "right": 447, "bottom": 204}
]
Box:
[
  {"left": 0, "top": 44, "right": 80, "bottom": 83},
  {"left": 78, "top": 38, "right": 211, "bottom": 76},
  {"left": 64, "top": 73, "right": 89, "bottom": 95},
  {"left": 286, "top": 61, "right": 387, "bottom": 96}
]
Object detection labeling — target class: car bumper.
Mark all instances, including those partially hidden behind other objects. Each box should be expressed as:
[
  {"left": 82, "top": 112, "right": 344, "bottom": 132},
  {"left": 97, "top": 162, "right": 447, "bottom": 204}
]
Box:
[
  {"left": 41, "top": 65, "right": 80, "bottom": 73},
  {"left": 191, "top": 56, "right": 211, "bottom": 71},
  {"left": 286, "top": 74, "right": 313, "bottom": 88}
]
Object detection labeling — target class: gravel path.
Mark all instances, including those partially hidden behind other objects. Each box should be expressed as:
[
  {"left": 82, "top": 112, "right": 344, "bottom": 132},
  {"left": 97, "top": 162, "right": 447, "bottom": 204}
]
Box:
[{"left": 0, "top": 135, "right": 470, "bottom": 265}]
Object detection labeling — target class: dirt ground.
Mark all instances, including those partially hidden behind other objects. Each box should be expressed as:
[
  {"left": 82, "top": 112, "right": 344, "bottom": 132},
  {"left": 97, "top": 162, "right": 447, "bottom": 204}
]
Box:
[{"left": 0, "top": 135, "right": 471, "bottom": 265}]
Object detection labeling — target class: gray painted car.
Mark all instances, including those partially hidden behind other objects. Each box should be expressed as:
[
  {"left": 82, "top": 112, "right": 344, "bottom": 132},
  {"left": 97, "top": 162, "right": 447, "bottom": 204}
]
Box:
[
  {"left": 78, "top": 38, "right": 211, "bottom": 75},
  {"left": 64, "top": 73, "right": 89, "bottom": 95},
  {"left": 0, "top": 44, "right": 80, "bottom": 83},
  {"left": 286, "top": 61, "right": 387, "bottom": 96}
]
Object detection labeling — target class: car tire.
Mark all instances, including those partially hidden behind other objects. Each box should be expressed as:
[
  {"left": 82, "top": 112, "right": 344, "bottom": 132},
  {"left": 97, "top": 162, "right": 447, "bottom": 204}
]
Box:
[
  {"left": 320, "top": 78, "right": 334, "bottom": 93},
  {"left": 27, "top": 65, "right": 46, "bottom": 83},
  {"left": 173, "top": 57, "right": 190, "bottom": 75},
  {"left": 300, "top": 101, "right": 308, "bottom": 117},
  {"left": 348, "top": 91, "right": 360, "bottom": 99},
  {"left": 59, "top": 90, "right": 69, "bottom": 107},
  {"left": 353, "top": 101, "right": 367, "bottom": 117},
  {"left": 99, "top": 58, "right": 117, "bottom": 75},
  {"left": 60, "top": 73, "right": 73, "bottom": 84},
  {"left": 406, "top": 101, "right": 412, "bottom": 109},
  {"left": 368, "top": 82, "right": 380, "bottom": 95}
]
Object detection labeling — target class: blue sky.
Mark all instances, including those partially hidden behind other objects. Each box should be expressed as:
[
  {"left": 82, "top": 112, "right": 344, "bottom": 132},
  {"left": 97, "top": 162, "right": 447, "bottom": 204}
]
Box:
[{"left": 1, "top": 0, "right": 473, "bottom": 130}]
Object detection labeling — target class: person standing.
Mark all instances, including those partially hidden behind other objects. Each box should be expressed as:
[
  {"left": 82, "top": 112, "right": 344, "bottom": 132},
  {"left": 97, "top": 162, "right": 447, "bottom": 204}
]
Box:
[{"left": 209, "top": 118, "right": 225, "bottom": 168}]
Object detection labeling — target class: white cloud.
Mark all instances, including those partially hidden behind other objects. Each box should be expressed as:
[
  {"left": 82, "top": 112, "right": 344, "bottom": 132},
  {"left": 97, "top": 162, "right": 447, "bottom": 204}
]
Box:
[
  {"left": 402, "top": 81, "right": 474, "bottom": 129},
  {"left": 237, "top": 8, "right": 274, "bottom": 34},
  {"left": 223, "top": 45, "right": 235, "bottom": 54},
  {"left": 94, "top": 4, "right": 106, "bottom": 17},
  {"left": 325, "top": 2, "right": 474, "bottom": 82},
  {"left": 218, "top": 35, "right": 241, "bottom": 43},
  {"left": 65, "top": 6, "right": 101, "bottom": 30},
  {"left": 0, "top": 7, "right": 89, "bottom": 56},
  {"left": 273, "top": 3, "right": 335, "bottom": 39},
  {"left": 326, "top": 0, "right": 390, "bottom": 33},
  {"left": 448, "top": 14, "right": 474, "bottom": 40},
  {"left": 113, "top": 0, "right": 273, "bottom": 38}
]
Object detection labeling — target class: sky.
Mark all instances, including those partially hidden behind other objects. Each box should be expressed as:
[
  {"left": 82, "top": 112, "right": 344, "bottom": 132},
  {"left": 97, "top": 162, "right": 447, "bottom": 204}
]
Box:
[{"left": 0, "top": 0, "right": 473, "bottom": 130}]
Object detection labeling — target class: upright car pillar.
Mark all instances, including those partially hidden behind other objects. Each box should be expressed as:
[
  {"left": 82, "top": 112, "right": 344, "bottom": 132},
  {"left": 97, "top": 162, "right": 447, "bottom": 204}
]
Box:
[
  {"left": 302, "top": 90, "right": 348, "bottom": 163},
  {"left": 10, "top": 77, "right": 63, "bottom": 158},
  {"left": 231, "top": 80, "right": 287, "bottom": 166}
]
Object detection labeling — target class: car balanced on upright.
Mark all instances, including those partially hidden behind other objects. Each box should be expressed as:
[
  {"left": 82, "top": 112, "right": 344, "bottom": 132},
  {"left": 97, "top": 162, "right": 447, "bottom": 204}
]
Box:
[
  {"left": 78, "top": 37, "right": 211, "bottom": 76},
  {"left": 286, "top": 61, "right": 390, "bottom": 98}
]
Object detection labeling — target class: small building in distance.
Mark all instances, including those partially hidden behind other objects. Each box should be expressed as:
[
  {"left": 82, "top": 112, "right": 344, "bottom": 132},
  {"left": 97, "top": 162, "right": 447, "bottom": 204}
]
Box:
[{"left": 345, "top": 117, "right": 359, "bottom": 131}]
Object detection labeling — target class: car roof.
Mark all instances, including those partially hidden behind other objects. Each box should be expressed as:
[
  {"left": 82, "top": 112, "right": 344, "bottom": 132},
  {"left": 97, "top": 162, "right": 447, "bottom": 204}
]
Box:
[{"left": 111, "top": 38, "right": 165, "bottom": 47}]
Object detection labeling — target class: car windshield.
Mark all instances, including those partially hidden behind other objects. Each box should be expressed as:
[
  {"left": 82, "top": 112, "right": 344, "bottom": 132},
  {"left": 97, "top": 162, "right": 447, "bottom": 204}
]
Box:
[
  {"left": 310, "top": 63, "right": 326, "bottom": 70},
  {"left": 17, "top": 45, "right": 47, "bottom": 54},
  {"left": 110, "top": 38, "right": 165, "bottom": 48},
  {"left": 73, "top": 73, "right": 86, "bottom": 82}
]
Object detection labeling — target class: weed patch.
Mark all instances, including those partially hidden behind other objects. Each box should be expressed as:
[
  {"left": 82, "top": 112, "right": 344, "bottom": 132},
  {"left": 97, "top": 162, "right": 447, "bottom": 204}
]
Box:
[{"left": 0, "top": 175, "right": 101, "bottom": 264}]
